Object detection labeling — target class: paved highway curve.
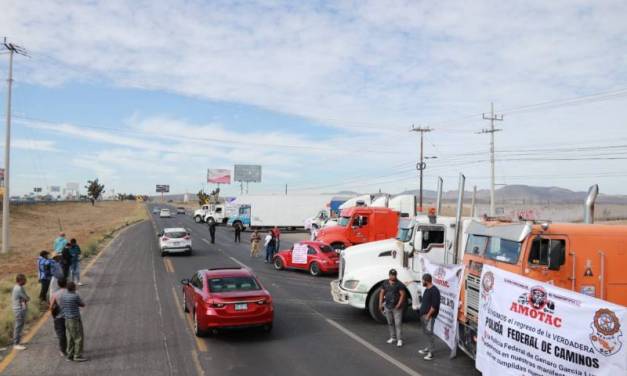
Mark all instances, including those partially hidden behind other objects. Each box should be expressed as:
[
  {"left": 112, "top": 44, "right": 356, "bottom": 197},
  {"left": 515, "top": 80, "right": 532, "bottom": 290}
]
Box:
[{"left": 1, "top": 204, "right": 478, "bottom": 376}]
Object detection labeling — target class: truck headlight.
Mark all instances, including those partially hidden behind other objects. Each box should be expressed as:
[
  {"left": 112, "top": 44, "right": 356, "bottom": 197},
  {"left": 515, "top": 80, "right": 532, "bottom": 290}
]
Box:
[{"left": 343, "top": 280, "right": 359, "bottom": 290}]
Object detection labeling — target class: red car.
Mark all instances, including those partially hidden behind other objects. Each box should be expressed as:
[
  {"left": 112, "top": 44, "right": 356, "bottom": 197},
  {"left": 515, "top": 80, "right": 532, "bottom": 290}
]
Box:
[
  {"left": 273, "top": 241, "right": 339, "bottom": 276},
  {"left": 181, "top": 267, "right": 273, "bottom": 336}
]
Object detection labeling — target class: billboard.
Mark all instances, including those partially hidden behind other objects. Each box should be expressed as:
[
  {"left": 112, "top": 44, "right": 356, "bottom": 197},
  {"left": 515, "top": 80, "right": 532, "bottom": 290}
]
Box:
[
  {"left": 66, "top": 182, "right": 79, "bottom": 190},
  {"left": 234, "top": 164, "right": 262, "bottom": 183},
  {"left": 207, "top": 169, "right": 231, "bottom": 184},
  {"left": 49, "top": 186, "right": 61, "bottom": 192},
  {"left": 156, "top": 184, "right": 170, "bottom": 193},
  {"left": 33, "top": 187, "right": 43, "bottom": 193}
]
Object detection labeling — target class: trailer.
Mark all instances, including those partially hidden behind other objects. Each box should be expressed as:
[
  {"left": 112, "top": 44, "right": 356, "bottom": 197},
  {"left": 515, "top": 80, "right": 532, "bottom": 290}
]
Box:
[{"left": 227, "top": 195, "right": 334, "bottom": 229}]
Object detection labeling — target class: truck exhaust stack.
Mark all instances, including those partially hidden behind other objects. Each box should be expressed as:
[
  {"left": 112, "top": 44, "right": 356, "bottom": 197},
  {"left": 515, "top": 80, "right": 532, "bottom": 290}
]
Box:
[
  {"left": 583, "top": 184, "right": 599, "bottom": 224},
  {"left": 452, "top": 173, "right": 465, "bottom": 263},
  {"left": 436, "top": 176, "right": 443, "bottom": 215}
]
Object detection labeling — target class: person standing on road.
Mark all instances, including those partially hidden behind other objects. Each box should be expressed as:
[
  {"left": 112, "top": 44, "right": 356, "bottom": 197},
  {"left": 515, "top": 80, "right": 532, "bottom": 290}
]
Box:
[
  {"left": 48, "top": 254, "right": 65, "bottom": 301},
  {"left": 250, "top": 230, "right": 261, "bottom": 257},
  {"left": 264, "top": 230, "right": 276, "bottom": 263},
  {"left": 417, "top": 273, "right": 440, "bottom": 361},
  {"left": 60, "top": 281, "right": 86, "bottom": 362},
  {"left": 12, "top": 274, "right": 30, "bottom": 351},
  {"left": 37, "top": 251, "right": 53, "bottom": 303},
  {"left": 50, "top": 278, "right": 68, "bottom": 357},
  {"left": 69, "top": 239, "right": 82, "bottom": 286},
  {"left": 379, "top": 269, "right": 406, "bottom": 347},
  {"left": 61, "top": 244, "right": 72, "bottom": 280},
  {"left": 234, "top": 222, "right": 242, "bottom": 243},
  {"left": 53, "top": 232, "right": 68, "bottom": 255},
  {"left": 272, "top": 226, "right": 281, "bottom": 251},
  {"left": 208, "top": 220, "right": 216, "bottom": 244}
]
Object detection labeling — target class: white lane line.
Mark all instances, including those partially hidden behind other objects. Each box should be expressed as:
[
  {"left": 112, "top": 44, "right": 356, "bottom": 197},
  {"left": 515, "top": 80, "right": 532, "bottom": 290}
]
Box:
[
  {"left": 325, "top": 318, "right": 423, "bottom": 376},
  {"left": 202, "top": 238, "right": 211, "bottom": 245},
  {"left": 229, "top": 256, "right": 249, "bottom": 269}
]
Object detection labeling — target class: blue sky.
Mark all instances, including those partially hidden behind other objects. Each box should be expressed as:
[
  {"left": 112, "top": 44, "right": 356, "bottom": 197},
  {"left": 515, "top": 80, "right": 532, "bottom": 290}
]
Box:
[{"left": 2, "top": 0, "right": 627, "bottom": 197}]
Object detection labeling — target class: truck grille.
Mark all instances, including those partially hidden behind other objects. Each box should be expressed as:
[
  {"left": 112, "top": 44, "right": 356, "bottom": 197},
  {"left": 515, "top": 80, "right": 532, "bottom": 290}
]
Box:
[{"left": 465, "top": 274, "right": 481, "bottom": 324}]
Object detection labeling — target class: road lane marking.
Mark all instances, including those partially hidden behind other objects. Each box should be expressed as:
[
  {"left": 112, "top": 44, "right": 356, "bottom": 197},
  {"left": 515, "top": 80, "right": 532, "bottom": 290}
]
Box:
[
  {"left": 325, "top": 318, "right": 423, "bottom": 376},
  {"left": 164, "top": 258, "right": 174, "bottom": 273},
  {"left": 202, "top": 238, "right": 211, "bottom": 245},
  {"left": 229, "top": 256, "right": 249, "bottom": 269},
  {"left": 0, "top": 222, "right": 141, "bottom": 374},
  {"left": 171, "top": 287, "right": 186, "bottom": 321},
  {"left": 184, "top": 312, "right": 209, "bottom": 353},
  {"left": 191, "top": 350, "right": 206, "bottom": 376}
]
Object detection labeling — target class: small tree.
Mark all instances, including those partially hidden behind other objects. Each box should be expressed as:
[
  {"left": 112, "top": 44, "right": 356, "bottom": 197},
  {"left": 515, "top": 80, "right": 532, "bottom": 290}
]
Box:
[
  {"left": 85, "top": 179, "right": 105, "bottom": 205},
  {"left": 197, "top": 190, "right": 209, "bottom": 206}
]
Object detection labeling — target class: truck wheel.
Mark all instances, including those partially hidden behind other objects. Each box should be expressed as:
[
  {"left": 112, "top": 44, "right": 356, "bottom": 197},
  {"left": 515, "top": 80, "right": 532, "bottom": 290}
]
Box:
[
  {"left": 330, "top": 242, "right": 345, "bottom": 251},
  {"left": 367, "top": 286, "right": 386, "bottom": 323},
  {"left": 309, "top": 262, "right": 321, "bottom": 276},
  {"left": 194, "top": 216, "right": 202, "bottom": 223},
  {"left": 274, "top": 257, "right": 284, "bottom": 270}
]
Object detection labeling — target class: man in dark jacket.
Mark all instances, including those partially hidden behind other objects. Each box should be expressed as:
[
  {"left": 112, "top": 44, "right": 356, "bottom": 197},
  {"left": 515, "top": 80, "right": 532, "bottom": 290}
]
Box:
[{"left": 208, "top": 221, "right": 216, "bottom": 244}]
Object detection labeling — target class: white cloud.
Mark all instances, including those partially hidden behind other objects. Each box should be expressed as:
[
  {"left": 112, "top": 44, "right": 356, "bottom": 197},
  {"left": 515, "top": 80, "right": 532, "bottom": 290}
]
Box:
[{"left": 11, "top": 138, "right": 59, "bottom": 152}]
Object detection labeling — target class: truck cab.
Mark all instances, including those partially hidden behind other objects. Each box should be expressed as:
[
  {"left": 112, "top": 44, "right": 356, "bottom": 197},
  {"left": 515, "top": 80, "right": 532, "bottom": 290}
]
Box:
[
  {"left": 331, "top": 214, "right": 472, "bottom": 322},
  {"left": 193, "top": 204, "right": 231, "bottom": 224},
  {"left": 457, "top": 219, "right": 627, "bottom": 358},
  {"left": 316, "top": 207, "right": 400, "bottom": 250},
  {"left": 227, "top": 204, "right": 251, "bottom": 228}
]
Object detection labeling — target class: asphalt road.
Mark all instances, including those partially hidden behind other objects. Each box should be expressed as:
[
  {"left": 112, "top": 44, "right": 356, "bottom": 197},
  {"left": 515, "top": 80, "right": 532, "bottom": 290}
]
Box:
[{"left": 2, "top": 204, "right": 478, "bottom": 376}]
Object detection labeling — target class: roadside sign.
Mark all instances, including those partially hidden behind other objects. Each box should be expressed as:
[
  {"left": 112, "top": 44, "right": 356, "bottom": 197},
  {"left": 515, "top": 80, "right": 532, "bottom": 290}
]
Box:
[
  {"left": 156, "top": 185, "right": 170, "bottom": 193},
  {"left": 234, "top": 164, "right": 262, "bottom": 183},
  {"left": 207, "top": 169, "right": 231, "bottom": 184}
]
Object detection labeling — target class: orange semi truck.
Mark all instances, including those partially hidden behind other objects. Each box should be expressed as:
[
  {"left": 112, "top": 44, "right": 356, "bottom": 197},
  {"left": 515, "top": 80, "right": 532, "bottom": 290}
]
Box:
[
  {"left": 315, "top": 206, "right": 400, "bottom": 250},
  {"left": 457, "top": 185, "right": 627, "bottom": 358}
]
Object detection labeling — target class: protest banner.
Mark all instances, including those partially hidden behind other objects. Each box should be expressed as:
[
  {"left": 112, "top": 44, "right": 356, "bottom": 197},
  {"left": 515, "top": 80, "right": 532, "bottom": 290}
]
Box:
[
  {"left": 419, "top": 255, "right": 463, "bottom": 350},
  {"left": 476, "top": 265, "right": 626, "bottom": 375},
  {"left": 292, "top": 243, "right": 308, "bottom": 264}
]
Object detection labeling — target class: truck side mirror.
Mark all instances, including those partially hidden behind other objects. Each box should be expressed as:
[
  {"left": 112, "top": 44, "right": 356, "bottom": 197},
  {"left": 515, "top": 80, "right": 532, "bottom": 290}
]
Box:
[{"left": 548, "top": 245, "right": 565, "bottom": 271}]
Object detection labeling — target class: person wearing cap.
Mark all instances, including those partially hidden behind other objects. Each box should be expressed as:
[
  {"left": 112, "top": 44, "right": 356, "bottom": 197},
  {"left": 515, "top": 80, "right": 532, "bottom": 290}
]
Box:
[
  {"left": 53, "top": 232, "right": 68, "bottom": 255},
  {"left": 418, "top": 273, "right": 441, "bottom": 361},
  {"left": 378, "top": 268, "right": 406, "bottom": 347}
]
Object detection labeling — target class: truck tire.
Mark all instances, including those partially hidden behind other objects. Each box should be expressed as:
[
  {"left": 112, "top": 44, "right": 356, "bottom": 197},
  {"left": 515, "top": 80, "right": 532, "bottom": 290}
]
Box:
[
  {"left": 367, "top": 286, "right": 387, "bottom": 323},
  {"left": 194, "top": 215, "right": 203, "bottom": 223},
  {"left": 330, "top": 242, "right": 345, "bottom": 251}
]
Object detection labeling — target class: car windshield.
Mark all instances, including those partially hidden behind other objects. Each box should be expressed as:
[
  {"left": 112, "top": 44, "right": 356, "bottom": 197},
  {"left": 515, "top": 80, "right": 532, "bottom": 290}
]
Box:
[
  {"left": 319, "top": 245, "right": 335, "bottom": 253},
  {"left": 396, "top": 226, "right": 413, "bottom": 242},
  {"left": 165, "top": 231, "right": 187, "bottom": 238},
  {"left": 338, "top": 216, "right": 351, "bottom": 226},
  {"left": 465, "top": 234, "right": 521, "bottom": 264},
  {"left": 208, "top": 277, "right": 261, "bottom": 292}
]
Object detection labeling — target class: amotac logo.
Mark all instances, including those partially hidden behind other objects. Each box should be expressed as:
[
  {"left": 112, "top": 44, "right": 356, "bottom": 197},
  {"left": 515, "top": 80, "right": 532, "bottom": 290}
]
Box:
[
  {"left": 590, "top": 308, "right": 623, "bottom": 357},
  {"left": 510, "top": 286, "right": 562, "bottom": 328}
]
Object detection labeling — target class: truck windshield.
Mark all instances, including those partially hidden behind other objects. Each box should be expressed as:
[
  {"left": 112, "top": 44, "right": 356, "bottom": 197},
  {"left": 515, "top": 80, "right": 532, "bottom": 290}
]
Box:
[
  {"left": 465, "top": 234, "right": 521, "bottom": 264},
  {"left": 338, "top": 216, "right": 351, "bottom": 227},
  {"left": 396, "top": 226, "right": 413, "bottom": 242}
]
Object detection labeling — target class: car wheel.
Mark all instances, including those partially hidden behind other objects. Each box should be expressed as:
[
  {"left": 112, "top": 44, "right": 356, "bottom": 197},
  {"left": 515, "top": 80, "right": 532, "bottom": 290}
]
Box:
[
  {"left": 309, "top": 262, "right": 321, "bottom": 276},
  {"left": 330, "top": 242, "right": 345, "bottom": 251},
  {"left": 183, "top": 292, "right": 189, "bottom": 313},
  {"left": 194, "top": 216, "right": 202, "bottom": 223},
  {"left": 193, "top": 309, "right": 206, "bottom": 337},
  {"left": 273, "top": 257, "right": 284, "bottom": 270},
  {"left": 367, "top": 286, "right": 386, "bottom": 323}
]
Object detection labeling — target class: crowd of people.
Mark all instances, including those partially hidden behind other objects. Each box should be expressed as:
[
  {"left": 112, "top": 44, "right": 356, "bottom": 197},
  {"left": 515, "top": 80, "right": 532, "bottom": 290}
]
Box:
[{"left": 10, "top": 232, "right": 87, "bottom": 362}]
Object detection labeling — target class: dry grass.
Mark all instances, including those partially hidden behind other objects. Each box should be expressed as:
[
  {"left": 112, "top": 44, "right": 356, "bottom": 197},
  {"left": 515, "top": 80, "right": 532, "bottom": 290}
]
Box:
[{"left": 0, "top": 201, "right": 147, "bottom": 347}]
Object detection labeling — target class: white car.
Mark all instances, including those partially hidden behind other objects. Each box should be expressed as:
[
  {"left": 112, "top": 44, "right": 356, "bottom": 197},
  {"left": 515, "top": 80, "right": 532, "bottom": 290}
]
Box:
[
  {"left": 159, "top": 208, "right": 171, "bottom": 218},
  {"left": 158, "top": 227, "right": 192, "bottom": 256}
]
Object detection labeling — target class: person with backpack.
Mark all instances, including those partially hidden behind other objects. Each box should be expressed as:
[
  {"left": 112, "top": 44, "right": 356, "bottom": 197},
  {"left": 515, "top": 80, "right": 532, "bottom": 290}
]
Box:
[
  {"left": 50, "top": 278, "right": 68, "bottom": 357},
  {"left": 68, "top": 239, "right": 82, "bottom": 286},
  {"left": 48, "top": 254, "right": 66, "bottom": 301},
  {"left": 53, "top": 232, "right": 68, "bottom": 255},
  {"left": 60, "top": 281, "right": 86, "bottom": 362},
  {"left": 38, "top": 251, "right": 53, "bottom": 303},
  {"left": 264, "top": 230, "right": 276, "bottom": 263}
]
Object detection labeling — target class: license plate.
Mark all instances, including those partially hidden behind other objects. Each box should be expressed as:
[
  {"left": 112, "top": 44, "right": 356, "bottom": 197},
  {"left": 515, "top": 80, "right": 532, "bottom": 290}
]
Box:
[{"left": 234, "top": 303, "right": 248, "bottom": 311}]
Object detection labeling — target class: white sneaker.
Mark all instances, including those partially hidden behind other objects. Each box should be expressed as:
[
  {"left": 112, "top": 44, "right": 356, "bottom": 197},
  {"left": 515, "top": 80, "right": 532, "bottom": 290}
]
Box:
[
  {"left": 13, "top": 345, "right": 26, "bottom": 350},
  {"left": 397, "top": 340, "right": 403, "bottom": 347},
  {"left": 78, "top": 282, "right": 83, "bottom": 286},
  {"left": 418, "top": 347, "right": 429, "bottom": 355},
  {"left": 386, "top": 338, "right": 396, "bottom": 344},
  {"left": 423, "top": 352, "right": 433, "bottom": 361}
]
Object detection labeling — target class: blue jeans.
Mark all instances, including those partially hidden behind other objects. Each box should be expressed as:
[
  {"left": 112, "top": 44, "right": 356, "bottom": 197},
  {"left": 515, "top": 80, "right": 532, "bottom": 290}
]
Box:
[
  {"left": 265, "top": 244, "right": 276, "bottom": 263},
  {"left": 70, "top": 261, "right": 80, "bottom": 283}
]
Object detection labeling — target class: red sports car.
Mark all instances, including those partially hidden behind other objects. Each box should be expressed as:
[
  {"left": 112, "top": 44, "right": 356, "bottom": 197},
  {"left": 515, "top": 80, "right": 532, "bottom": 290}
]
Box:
[
  {"left": 181, "top": 267, "right": 273, "bottom": 336},
  {"left": 273, "top": 241, "right": 339, "bottom": 276}
]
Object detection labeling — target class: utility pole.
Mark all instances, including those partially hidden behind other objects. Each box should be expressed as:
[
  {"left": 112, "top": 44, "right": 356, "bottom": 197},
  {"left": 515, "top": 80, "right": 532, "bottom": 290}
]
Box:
[
  {"left": 285, "top": 184, "right": 287, "bottom": 195},
  {"left": 478, "top": 102, "right": 503, "bottom": 216},
  {"left": 410, "top": 125, "right": 433, "bottom": 213},
  {"left": 1, "top": 38, "right": 27, "bottom": 254}
]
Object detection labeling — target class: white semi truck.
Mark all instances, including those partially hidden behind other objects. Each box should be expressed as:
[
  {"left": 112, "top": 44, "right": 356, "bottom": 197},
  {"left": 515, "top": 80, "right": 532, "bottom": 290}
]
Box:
[
  {"left": 331, "top": 175, "right": 473, "bottom": 323},
  {"left": 193, "top": 203, "right": 236, "bottom": 224}
]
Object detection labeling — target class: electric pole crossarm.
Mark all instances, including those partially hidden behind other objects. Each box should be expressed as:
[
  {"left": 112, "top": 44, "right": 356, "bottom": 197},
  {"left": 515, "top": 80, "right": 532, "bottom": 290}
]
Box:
[{"left": 410, "top": 125, "right": 433, "bottom": 213}]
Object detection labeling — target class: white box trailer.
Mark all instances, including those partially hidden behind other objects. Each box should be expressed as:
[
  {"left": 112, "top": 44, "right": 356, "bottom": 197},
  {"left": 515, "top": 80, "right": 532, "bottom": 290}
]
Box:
[{"left": 227, "top": 195, "right": 334, "bottom": 229}]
